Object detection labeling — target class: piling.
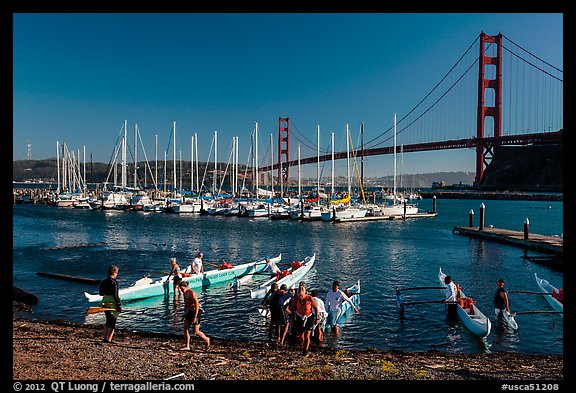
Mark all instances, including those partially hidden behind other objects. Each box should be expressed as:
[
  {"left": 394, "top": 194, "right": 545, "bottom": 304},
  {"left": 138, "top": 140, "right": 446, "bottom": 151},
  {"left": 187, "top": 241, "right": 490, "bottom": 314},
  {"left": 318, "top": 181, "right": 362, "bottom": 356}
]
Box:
[
  {"left": 479, "top": 203, "right": 485, "bottom": 231},
  {"left": 403, "top": 201, "right": 407, "bottom": 221},
  {"left": 432, "top": 195, "right": 437, "bottom": 214},
  {"left": 524, "top": 218, "right": 530, "bottom": 240},
  {"left": 469, "top": 209, "right": 474, "bottom": 227}
]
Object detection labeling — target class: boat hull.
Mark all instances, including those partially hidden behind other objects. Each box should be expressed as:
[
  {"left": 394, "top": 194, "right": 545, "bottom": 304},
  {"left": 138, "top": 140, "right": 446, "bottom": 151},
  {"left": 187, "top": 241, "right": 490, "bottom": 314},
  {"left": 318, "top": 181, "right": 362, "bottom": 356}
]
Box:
[
  {"left": 250, "top": 254, "right": 316, "bottom": 299},
  {"left": 85, "top": 254, "right": 281, "bottom": 303},
  {"left": 439, "top": 268, "right": 491, "bottom": 337},
  {"left": 535, "top": 273, "right": 563, "bottom": 313}
]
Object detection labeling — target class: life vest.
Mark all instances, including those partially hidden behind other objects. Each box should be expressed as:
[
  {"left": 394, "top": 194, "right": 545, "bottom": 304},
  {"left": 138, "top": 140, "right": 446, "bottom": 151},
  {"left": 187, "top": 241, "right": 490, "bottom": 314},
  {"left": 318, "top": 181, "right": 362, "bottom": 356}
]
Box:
[
  {"left": 282, "top": 269, "right": 290, "bottom": 278},
  {"left": 553, "top": 288, "right": 564, "bottom": 303},
  {"left": 292, "top": 261, "right": 302, "bottom": 270},
  {"left": 219, "top": 262, "right": 232, "bottom": 270},
  {"left": 455, "top": 283, "right": 462, "bottom": 299},
  {"left": 458, "top": 297, "right": 475, "bottom": 315}
]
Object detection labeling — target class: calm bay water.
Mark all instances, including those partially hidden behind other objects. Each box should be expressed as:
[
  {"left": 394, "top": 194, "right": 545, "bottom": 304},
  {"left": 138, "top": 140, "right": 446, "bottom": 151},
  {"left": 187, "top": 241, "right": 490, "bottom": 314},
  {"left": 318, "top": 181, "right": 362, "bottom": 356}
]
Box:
[{"left": 12, "top": 198, "right": 563, "bottom": 354}]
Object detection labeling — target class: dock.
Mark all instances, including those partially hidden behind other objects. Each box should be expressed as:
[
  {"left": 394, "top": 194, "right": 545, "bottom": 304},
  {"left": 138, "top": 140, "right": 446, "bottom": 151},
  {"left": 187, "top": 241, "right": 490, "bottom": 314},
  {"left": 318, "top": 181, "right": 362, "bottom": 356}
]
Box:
[
  {"left": 334, "top": 212, "right": 437, "bottom": 223},
  {"left": 452, "top": 226, "right": 563, "bottom": 255}
]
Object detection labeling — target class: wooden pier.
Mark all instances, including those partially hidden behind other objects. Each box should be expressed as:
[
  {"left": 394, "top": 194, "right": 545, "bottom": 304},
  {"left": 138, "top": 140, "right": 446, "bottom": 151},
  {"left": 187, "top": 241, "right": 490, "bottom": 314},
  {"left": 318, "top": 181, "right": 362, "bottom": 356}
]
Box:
[
  {"left": 334, "top": 212, "right": 437, "bottom": 223},
  {"left": 452, "top": 226, "right": 563, "bottom": 255}
]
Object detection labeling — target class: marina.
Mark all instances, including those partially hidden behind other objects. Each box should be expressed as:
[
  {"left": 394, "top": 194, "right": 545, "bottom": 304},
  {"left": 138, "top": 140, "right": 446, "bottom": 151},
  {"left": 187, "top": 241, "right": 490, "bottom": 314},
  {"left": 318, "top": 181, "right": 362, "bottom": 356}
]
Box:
[{"left": 12, "top": 197, "right": 563, "bottom": 356}]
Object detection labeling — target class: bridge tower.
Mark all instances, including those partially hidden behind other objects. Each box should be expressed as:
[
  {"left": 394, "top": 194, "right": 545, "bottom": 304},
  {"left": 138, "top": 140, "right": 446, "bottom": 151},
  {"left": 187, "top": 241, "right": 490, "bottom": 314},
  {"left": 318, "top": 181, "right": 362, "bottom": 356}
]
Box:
[
  {"left": 475, "top": 32, "right": 503, "bottom": 186},
  {"left": 277, "top": 117, "right": 290, "bottom": 196}
]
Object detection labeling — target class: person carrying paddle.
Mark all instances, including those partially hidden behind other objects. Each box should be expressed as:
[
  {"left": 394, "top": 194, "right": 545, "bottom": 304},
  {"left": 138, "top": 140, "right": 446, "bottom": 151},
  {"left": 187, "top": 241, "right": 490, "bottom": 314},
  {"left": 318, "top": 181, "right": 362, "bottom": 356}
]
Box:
[
  {"left": 192, "top": 252, "right": 204, "bottom": 275},
  {"left": 179, "top": 281, "right": 210, "bottom": 351},
  {"left": 494, "top": 278, "right": 511, "bottom": 318},
  {"left": 325, "top": 280, "right": 359, "bottom": 336},
  {"left": 444, "top": 275, "right": 458, "bottom": 320},
  {"left": 290, "top": 281, "right": 318, "bottom": 356},
  {"left": 169, "top": 257, "right": 183, "bottom": 299},
  {"left": 99, "top": 264, "right": 122, "bottom": 344}
]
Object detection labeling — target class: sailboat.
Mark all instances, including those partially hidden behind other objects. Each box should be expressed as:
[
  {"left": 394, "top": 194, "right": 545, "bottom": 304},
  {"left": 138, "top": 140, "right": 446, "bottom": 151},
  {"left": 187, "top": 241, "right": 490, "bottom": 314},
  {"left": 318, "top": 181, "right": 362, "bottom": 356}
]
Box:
[
  {"left": 379, "top": 113, "right": 419, "bottom": 217},
  {"left": 321, "top": 124, "right": 367, "bottom": 221}
]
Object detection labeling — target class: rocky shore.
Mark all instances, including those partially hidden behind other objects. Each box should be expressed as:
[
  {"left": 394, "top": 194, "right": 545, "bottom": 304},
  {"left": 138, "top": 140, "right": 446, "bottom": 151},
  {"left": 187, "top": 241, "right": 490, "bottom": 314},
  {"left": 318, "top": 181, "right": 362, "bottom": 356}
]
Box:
[{"left": 13, "top": 317, "right": 563, "bottom": 382}]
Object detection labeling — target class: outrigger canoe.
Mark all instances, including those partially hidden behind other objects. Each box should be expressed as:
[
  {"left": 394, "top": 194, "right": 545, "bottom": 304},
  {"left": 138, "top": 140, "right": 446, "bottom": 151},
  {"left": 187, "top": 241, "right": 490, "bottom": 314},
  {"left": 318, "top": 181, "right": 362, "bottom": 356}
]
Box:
[
  {"left": 535, "top": 273, "right": 563, "bottom": 313},
  {"left": 320, "top": 280, "right": 361, "bottom": 330},
  {"left": 84, "top": 254, "right": 281, "bottom": 303},
  {"left": 438, "top": 268, "right": 491, "bottom": 337},
  {"left": 250, "top": 253, "right": 315, "bottom": 299}
]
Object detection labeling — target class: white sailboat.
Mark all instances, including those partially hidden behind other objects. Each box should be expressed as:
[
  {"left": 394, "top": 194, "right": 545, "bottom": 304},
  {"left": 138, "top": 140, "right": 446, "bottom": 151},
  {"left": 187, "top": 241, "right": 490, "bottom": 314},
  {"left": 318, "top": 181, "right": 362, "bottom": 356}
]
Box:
[{"left": 380, "top": 113, "right": 419, "bottom": 217}]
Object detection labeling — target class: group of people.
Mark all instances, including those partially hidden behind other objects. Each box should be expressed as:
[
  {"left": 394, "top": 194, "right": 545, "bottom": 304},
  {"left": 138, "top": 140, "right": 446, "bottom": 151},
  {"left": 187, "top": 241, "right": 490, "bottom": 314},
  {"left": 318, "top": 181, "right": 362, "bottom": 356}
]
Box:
[
  {"left": 98, "top": 254, "right": 211, "bottom": 350},
  {"left": 443, "top": 275, "right": 517, "bottom": 321},
  {"left": 97, "top": 255, "right": 360, "bottom": 355},
  {"left": 261, "top": 279, "right": 359, "bottom": 356}
]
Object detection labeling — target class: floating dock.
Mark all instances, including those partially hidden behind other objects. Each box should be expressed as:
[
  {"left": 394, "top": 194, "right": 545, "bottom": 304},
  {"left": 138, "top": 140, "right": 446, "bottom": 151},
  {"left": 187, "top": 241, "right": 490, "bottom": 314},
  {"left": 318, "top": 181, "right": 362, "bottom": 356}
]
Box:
[
  {"left": 452, "top": 226, "right": 563, "bottom": 255},
  {"left": 334, "top": 212, "right": 437, "bottom": 223}
]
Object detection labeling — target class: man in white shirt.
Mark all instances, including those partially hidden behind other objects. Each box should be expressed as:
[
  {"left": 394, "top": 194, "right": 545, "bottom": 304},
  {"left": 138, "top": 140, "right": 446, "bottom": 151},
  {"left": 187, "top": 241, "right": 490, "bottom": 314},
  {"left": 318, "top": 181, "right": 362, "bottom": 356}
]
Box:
[
  {"left": 310, "top": 290, "right": 328, "bottom": 343},
  {"left": 324, "top": 280, "right": 359, "bottom": 335},
  {"left": 192, "top": 252, "right": 204, "bottom": 275},
  {"left": 262, "top": 256, "right": 281, "bottom": 277},
  {"left": 444, "top": 275, "right": 458, "bottom": 320}
]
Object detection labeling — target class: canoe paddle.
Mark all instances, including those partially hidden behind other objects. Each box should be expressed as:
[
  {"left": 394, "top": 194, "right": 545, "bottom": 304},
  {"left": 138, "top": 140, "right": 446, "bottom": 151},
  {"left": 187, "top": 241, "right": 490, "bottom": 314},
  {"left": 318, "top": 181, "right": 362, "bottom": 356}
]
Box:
[{"left": 86, "top": 307, "right": 148, "bottom": 315}]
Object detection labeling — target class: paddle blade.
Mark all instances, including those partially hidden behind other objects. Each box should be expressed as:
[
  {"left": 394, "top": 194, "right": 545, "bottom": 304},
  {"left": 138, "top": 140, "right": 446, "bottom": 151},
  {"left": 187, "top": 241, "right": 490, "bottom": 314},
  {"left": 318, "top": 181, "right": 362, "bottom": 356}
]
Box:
[{"left": 86, "top": 307, "right": 115, "bottom": 315}]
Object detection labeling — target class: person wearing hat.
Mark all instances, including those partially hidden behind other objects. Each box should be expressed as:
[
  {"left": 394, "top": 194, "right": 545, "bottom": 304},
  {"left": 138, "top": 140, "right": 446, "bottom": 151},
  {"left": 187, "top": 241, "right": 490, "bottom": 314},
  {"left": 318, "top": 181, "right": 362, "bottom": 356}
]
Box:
[
  {"left": 262, "top": 256, "right": 281, "bottom": 278},
  {"left": 325, "top": 280, "right": 359, "bottom": 335},
  {"left": 192, "top": 252, "right": 204, "bottom": 275}
]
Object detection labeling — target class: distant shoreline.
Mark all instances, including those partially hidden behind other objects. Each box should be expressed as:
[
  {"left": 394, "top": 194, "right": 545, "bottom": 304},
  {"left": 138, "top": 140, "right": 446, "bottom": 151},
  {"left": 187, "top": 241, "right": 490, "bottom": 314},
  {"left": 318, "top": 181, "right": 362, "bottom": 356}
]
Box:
[{"left": 421, "top": 191, "right": 563, "bottom": 202}]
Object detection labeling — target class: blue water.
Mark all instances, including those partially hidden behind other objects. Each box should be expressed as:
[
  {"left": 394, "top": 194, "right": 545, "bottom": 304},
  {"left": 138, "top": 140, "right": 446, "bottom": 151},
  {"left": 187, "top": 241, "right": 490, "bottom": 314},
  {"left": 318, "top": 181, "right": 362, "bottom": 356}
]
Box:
[{"left": 12, "top": 199, "right": 563, "bottom": 354}]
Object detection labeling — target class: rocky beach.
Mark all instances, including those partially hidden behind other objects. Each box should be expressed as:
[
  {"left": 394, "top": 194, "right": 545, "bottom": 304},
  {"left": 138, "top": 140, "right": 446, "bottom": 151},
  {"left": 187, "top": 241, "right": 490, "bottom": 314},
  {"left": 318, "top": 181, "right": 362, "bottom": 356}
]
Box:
[{"left": 13, "top": 317, "right": 563, "bottom": 382}]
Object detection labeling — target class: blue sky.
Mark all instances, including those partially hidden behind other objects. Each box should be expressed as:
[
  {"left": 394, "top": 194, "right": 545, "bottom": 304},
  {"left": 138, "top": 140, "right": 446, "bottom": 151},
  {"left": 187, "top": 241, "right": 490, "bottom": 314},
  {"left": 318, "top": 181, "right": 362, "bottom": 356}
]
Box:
[{"left": 13, "top": 13, "right": 563, "bottom": 177}]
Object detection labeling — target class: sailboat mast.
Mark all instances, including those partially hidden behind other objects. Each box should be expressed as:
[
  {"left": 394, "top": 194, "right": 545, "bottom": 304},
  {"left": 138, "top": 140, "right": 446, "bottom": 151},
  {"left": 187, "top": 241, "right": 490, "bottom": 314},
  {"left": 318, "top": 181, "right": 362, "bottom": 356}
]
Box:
[
  {"left": 346, "top": 123, "right": 351, "bottom": 201},
  {"left": 316, "top": 124, "right": 320, "bottom": 206},
  {"left": 56, "top": 141, "right": 60, "bottom": 193},
  {"left": 331, "top": 131, "right": 334, "bottom": 198},
  {"left": 195, "top": 133, "right": 199, "bottom": 194},
  {"left": 134, "top": 124, "right": 138, "bottom": 188},
  {"left": 297, "top": 144, "right": 301, "bottom": 199},
  {"left": 191, "top": 136, "right": 194, "bottom": 193},
  {"left": 235, "top": 137, "right": 239, "bottom": 196},
  {"left": 172, "top": 121, "right": 177, "bottom": 194},
  {"left": 270, "top": 134, "right": 274, "bottom": 195},
  {"left": 122, "top": 120, "right": 127, "bottom": 190},
  {"left": 155, "top": 133, "right": 158, "bottom": 192},
  {"left": 360, "top": 122, "right": 364, "bottom": 189},
  {"left": 83, "top": 145, "right": 86, "bottom": 194},
  {"left": 393, "top": 113, "right": 397, "bottom": 203},
  {"left": 254, "top": 122, "right": 259, "bottom": 199},
  {"left": 214, "top": 130, "right": 218, "bottom": 195}
]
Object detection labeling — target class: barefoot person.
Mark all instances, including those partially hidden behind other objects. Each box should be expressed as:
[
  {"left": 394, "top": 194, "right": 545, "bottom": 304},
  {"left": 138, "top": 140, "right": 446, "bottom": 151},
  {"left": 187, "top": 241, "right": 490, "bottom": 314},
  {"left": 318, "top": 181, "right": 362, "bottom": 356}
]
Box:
[
  {"left": 179, "top": 281, "right": 210, "bottom": 350},
  {"left": 325, "top": 280, "right": 359, "bottom": 336},
  {"left": 169, "top": 257, "right": 183, "bottom": 299},
  {"left": 290, "top": 281, "right": 318, "bottom": 356},
  {"left": 99, "top": 264, "right": 122, "bottom": 344}
]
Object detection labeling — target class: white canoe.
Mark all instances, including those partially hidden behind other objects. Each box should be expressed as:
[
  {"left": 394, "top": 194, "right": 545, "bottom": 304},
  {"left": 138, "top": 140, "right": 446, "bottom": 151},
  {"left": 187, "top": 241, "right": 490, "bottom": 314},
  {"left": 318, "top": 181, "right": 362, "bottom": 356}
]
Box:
[
  {"left": 494, "top": 308, "right": 518, "bottom": 330},
  {"left": 84, "top": 254, "right": 281, "bottom": 303},
  {"left": 250, "top": 253, "right": 316, "bottom": 299},
  {"left": 535, "top": 273, "right": 563, "bottom": 313},
  {"left": 438, "top": 268, "right": 491, "bottom": 337}
]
